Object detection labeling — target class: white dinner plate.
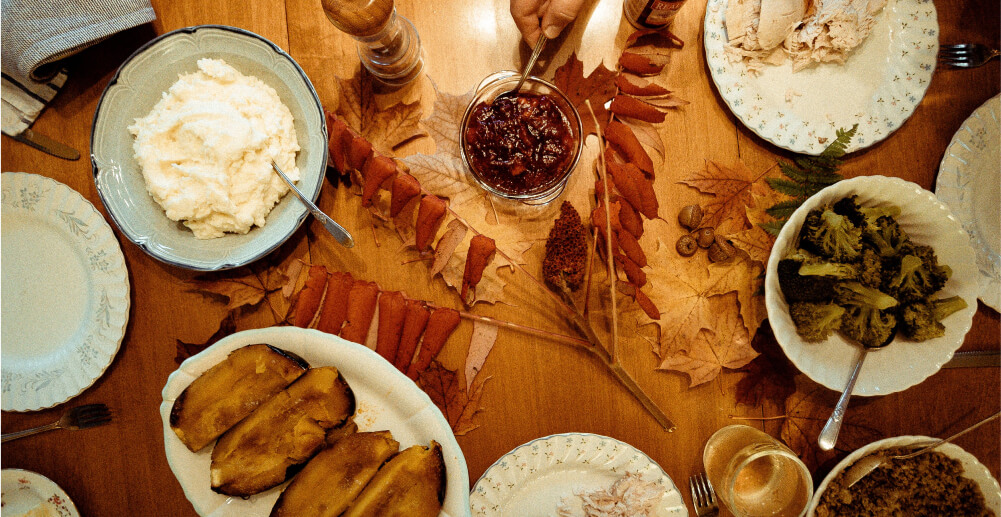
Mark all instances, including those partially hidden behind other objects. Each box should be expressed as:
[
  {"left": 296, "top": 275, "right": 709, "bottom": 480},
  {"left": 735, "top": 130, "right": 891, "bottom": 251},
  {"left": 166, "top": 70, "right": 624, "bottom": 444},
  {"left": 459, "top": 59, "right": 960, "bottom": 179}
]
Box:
[
  {"left": 704, "top": 0, "right": 938, "bottom": 155},
  {"left": 808, "top": 435, "right": 1001, "bottom": 515},
  {"left": 1, "top": 469, "right": 80, "bottom": 517},
  {"left": 470, "top": 433, "right": 687, "bottom": 517},
  {"left": 1, "top": 173, "right": 130, "bottom": 412},
  {"left": 935, "top": 94, "right": 1001, "bottom": 311},
  {"left": 765, "top": 176, "right": 979, "bottom": 396},
  {"left": 159, "top": 326, "right": 469, "bottom": 517}
]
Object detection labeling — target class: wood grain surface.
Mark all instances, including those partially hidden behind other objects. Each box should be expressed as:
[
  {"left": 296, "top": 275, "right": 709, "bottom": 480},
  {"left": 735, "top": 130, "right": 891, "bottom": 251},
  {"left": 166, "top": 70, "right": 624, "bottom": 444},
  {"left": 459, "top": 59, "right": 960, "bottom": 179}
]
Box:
[{"left": 2, "top": 0, "right": 999, "bottom": 515}]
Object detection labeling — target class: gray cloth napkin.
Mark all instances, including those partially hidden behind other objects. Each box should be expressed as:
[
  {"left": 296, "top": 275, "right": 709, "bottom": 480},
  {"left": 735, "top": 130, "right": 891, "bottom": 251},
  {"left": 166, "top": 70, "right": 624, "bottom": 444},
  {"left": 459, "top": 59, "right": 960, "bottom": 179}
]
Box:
[{"left": 1, "top": 0, "right": 156, "bottom": 136}]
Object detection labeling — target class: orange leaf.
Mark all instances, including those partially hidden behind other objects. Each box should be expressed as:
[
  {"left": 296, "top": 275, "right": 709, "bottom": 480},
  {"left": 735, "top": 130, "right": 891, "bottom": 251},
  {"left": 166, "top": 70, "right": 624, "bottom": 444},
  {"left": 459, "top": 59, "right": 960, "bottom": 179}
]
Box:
[
  {"left": 610, "top": 95, "right": 666, "bottom": 123},
  {"left": 625, "top": 28, "right": 685, "bottom": 49},
  {"left": 616, "top": 74, "right": 670, "bottom": 96},
  {"left": 619, "top": 52, "right": 669, "bottom": 76},
  {"left": 552, "top": 52, "right": 617, "bottom": 136},
  {"left": 431, "top": 219, "right": 467, "bottom": 278},
  {"left": 175, "top": 312, "right": 236, "bottom": 364}
]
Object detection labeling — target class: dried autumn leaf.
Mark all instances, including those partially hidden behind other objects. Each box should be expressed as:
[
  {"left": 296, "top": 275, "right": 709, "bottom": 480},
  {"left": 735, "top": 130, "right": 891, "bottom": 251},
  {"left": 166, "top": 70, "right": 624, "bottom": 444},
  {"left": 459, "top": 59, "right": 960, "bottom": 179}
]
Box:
[
  {"left": 625, "top": 28, "right": 685, "bottom": 49},
  {"left": 186, "top": 277, "right": 267, "bottom": 312},
  {"left": 175, "top": 312, "right": 236, "bottom": 364},
  {"left": 780, "top": 376, "right": 883, "bottom": 471},
  {"left": 431, "top": 219, "right": 468, "bottom": 278},
  {"left": 680, "top": 160, "right": 773, "bottom": 235},
  {"left": 336, "top": 68, "right": 426, "bottom": 153},
  {"left": 727, "top": 224, "right": 774, "bottom": 266},
  {"left": 417, "top": 360, "right": 489, "bottom": 436},
  {"left": 610, "top": 95, "right": 666, "bottom": 123},
  {"left": 464, "top": 320, "right": 498, "bottom": 392},
  {"left": 552, "top": 52, "right": 617, "bottom": 136},
  {"left": 735, "top": 325, "right": 798, "bottom": 408},
  {"left": 656, "top": 293, "right": 757, "bottom": 387},
  {"left": 616, "top": 74, "right": 670, "bottom": 96},
  {"left": 619, "top": 52, "right": 669, "bottom": 76}
]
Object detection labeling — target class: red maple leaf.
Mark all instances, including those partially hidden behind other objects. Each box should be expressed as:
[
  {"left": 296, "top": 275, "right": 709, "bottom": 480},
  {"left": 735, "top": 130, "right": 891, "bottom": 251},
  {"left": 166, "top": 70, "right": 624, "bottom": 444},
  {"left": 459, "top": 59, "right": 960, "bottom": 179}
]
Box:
[{"left": 552, "top": 52, "right": 617, "bottom": 136}]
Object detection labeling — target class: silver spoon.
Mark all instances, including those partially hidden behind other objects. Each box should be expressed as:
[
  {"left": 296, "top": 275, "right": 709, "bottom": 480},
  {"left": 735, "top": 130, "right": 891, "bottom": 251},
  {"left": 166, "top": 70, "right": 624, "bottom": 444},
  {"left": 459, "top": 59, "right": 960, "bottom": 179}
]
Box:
[
  {"left": 271, "top": 161, "right": 354, "bottom": 248},
  {"left": 504, "top": 34, "right": 548, "bottom": 97},
  {"left": 843, "top": 411, "right": 1001, "bottom": 487},
  {"left": 818, "top": 346, "right": 870, "bottom": 451}
]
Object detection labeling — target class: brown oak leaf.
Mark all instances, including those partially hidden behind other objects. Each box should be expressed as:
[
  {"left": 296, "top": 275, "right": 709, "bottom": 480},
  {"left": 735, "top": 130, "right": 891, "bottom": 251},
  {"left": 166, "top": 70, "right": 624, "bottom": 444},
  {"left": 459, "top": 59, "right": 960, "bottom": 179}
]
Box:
[
  {"left": 336, "top": 69, "right": 426, "bottom": 154},
  {"left": 417, "top": 360, "right": 489, "bottom": 436},
  {"left": 175, "top": 312, "right": 237, "bottom": 364},
  {"left": 680, "top": 160, "right": 773, "bottom": 235},
  {"left": 656, "top": 293, "right": 757, "bottom": 386},
  {"left": 186, "top": 277, "right": 267, "bottom": 312},
  {"left": 552, "top": 52, "right": 617, "bottom": 136},
  {"left": 780, "top": 376, "right": 883, "bottom": 471}
]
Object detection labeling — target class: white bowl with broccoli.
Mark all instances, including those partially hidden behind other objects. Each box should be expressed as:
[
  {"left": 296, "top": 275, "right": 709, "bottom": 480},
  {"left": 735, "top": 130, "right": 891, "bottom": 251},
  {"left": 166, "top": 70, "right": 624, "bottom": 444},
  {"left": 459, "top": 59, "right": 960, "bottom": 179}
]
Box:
[{"left": 765, "top": 176, "right": 979, "bottom": 396}]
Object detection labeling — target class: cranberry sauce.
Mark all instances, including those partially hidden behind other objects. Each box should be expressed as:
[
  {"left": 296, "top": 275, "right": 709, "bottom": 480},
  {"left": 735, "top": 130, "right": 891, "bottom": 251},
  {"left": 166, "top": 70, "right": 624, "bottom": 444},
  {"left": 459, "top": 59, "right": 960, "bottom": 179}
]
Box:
[{"left": 463, "top": 92, "right": 575, "bottom": 196}]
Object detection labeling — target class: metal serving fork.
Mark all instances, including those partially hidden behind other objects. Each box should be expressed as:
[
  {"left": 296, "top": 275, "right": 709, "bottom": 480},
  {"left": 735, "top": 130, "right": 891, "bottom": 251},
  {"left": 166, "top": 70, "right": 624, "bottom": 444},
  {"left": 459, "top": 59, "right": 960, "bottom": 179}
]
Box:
[
  {"left": 2, "top": 403, "right": 112, "bottom": 443},
  {"left": 939, "top": 44, "right": 1000, "bottom": 68},
  {"left": 690, "top": 472, "right": 720, "bottom": 517}
]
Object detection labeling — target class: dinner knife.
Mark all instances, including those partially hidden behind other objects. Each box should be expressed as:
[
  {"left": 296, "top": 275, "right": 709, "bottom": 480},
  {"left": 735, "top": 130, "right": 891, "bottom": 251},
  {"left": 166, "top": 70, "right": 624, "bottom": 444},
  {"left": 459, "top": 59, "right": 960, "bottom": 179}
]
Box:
[
  {"left": 9, "top": 128, "right": 80, "bottom": 160},
  {"left": 942, "top": 350, "right": 1000, "bottom": 369}
]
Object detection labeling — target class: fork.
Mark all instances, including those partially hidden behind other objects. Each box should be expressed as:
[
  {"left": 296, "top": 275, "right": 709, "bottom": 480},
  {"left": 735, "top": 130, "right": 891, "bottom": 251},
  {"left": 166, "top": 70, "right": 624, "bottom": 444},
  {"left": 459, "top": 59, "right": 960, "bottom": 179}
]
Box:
[
  {"left": 939, "top": 44, "right": 999, "bottom": 68},
  {"left": 690, "top": 472, "right": 720, "bottom": 517},
  {"left": 2, "top": 403, "right": 112, "bottom": 443}
]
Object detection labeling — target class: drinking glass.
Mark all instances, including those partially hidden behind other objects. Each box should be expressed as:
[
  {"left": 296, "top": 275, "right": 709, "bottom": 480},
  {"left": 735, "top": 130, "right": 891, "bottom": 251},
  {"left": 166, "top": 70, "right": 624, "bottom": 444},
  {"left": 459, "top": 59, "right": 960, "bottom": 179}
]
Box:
[{"left": 703, "top": 425, "right": 813, "bottom": 517}]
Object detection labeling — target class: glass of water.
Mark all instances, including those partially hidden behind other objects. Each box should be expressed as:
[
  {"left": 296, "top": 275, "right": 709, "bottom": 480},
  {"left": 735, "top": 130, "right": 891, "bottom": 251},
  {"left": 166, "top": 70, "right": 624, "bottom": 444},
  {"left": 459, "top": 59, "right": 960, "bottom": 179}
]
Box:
[{"left": 703, "top": 425, "right": 813, "bottom": 517}]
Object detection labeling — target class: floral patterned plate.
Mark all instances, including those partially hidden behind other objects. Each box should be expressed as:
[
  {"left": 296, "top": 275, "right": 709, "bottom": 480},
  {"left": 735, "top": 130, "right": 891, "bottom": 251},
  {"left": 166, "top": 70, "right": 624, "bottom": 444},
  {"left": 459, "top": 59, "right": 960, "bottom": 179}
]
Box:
[
  {"left": 1, "top": 469, "right": 80, "bottom": 516},
  {"left": 1, "top": 173, "right": 130, "bottom": 412},
  {"left": 704, "top": 0, "right": 938, "bottom": 155},
  {"left": 935, "top": 94, "right": 1000, "bottom": 311},
  {"left": 470, "top": 433, "right": 687, "bottom": 516}
]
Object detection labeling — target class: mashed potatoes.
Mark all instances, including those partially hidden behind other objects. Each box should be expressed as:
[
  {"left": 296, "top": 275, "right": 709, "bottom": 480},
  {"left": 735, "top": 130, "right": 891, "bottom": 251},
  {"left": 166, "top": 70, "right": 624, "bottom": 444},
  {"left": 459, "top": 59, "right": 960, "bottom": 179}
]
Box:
[{"left": 129, "top": 58, "right": 300, "bottom": 239}]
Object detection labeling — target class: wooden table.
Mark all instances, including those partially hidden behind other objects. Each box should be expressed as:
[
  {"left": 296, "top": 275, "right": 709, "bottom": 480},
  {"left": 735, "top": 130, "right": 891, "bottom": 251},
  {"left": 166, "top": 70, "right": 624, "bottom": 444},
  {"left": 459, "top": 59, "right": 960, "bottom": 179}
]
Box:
[{"left": 3, "top": 0, "right": 999, "bottom": 515}]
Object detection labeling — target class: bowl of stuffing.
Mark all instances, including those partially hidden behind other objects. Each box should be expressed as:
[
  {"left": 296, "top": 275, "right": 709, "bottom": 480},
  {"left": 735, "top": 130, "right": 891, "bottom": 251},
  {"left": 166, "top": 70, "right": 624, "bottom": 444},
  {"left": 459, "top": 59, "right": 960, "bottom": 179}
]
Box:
[
  {"left": 810, "top": 435, "right": 1001, "bottom": 516},
  {"left": 91, "top": 25, "right": 327, "bottom": 271},
  {"left": 764, "top": 176, "right": 979, "bottom": 396}
]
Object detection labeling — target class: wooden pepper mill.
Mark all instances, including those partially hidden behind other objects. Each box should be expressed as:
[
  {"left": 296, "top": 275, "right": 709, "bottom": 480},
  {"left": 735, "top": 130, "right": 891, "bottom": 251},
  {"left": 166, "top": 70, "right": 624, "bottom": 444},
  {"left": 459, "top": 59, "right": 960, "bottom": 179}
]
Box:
[{"left": 322, "top": 0, "right": 424, "bottom": 87}]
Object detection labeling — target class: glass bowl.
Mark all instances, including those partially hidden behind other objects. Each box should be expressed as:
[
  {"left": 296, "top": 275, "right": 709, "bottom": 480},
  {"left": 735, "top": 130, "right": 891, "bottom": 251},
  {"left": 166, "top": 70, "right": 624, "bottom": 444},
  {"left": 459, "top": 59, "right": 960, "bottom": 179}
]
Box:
[{"left": 459, "top": 71, "right": 583, "bottom": 204}]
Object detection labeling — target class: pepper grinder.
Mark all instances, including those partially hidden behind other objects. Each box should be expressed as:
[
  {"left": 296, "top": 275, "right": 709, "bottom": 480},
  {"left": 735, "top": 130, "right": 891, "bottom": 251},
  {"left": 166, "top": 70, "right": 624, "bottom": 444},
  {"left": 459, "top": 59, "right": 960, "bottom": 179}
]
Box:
[{"left": 322, "top": 0, "right": 424, "bottom": 87}]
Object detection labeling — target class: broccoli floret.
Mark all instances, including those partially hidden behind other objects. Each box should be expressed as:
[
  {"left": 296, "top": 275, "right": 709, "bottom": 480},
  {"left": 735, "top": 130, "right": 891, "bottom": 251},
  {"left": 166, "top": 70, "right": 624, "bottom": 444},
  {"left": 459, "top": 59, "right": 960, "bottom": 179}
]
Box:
[
  {"left": 790, "top": 302, "right": 846, "bottom": 342},
  {"left": 864, "top": 215, "right": 909, "bottom": 257},
  {"left": 778, "top": 258, "right": 838, "bottom": 302},
  {"left": 835, "top": 282, "right": 899, "bottom": 348},
  {"left": 831, "top": 196, "right": 901, "bottom": 229},
  {"left": 798, "top": 208, "right": 863, "bottom": 261},
  {"left": 798, "top": 260, "right": 858, "bottom": 278},
  {"left": 900, "top": 296, "right": 968, "bottom": 341},
  {"left": 858, "top": 247, "right": 883, "bottom": 289},
  {"left": 883, "top": 245, "right": 951, "bottom": 302}
]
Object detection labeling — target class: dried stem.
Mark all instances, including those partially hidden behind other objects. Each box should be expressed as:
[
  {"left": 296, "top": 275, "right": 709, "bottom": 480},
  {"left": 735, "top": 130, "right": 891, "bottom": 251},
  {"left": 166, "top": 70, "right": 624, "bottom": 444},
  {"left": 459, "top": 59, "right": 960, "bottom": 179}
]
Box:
[
  {"left": 440, "top": 305, "right": 591, "bottom": 349},
  {"left": 585, "top": 99, "right": 618, "bottom": 362},
  {"left": 582, "top": 227, "right": 598, "bottom": 316},
  {"left": 730, "top": 415, "right": 788, "bottom": 422}
]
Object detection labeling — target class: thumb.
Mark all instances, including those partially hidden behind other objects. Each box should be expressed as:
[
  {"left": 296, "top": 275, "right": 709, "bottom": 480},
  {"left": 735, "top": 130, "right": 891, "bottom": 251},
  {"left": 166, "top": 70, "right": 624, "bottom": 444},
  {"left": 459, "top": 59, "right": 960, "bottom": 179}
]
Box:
[{"left": 540, "top": 0, "right": 587, "bottom": 39}]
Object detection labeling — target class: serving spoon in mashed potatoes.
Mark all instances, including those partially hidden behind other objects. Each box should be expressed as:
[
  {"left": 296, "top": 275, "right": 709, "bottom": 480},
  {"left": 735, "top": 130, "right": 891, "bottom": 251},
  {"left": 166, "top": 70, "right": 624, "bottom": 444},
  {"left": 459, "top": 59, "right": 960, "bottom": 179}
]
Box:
[
  {"left": 271, "top": 161, "right": 354, "bottom": 248},
  {"left": 843, "top": 411, "right": 1000, "bottom": 488}
]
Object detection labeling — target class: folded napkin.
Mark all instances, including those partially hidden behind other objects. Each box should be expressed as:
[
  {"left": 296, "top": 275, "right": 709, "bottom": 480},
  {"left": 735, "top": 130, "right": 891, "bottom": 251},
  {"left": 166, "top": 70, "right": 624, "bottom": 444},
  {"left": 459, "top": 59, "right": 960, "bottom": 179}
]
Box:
[{"left": 1, "top": 0, "right": 156, "bottom": 136}]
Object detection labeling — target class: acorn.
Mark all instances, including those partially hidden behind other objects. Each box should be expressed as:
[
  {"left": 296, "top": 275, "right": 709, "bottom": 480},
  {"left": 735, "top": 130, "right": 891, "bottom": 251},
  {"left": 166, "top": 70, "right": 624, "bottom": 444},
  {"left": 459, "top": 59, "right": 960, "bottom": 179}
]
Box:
[
  {"left": 676, "top": 234, "right": 698, "bottom": 257},
  {"left": 708, "top": 235, "right": 736, "bottom": 263},
  {"left": 695, "top": 227, "right": 715, "bottom": 248},
  {"left": 678, "top": 204, "right": 703, "bottom": 231}
]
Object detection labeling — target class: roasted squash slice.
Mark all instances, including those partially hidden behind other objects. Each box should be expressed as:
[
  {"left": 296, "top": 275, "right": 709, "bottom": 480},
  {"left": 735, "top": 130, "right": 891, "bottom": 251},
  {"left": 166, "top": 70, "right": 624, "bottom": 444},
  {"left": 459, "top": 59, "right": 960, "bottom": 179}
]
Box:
[
  {"left": 341, "top": 441, "right": 446, "bottom": 517},
  {"left": 210, "top": 366, "right": 355, "bottom": 496},
  {"left": 270, "top": 431, "right": 400, "bottom": 517},
  {"left": 170, "top": 344, "right": 308, "bottom": 452}
]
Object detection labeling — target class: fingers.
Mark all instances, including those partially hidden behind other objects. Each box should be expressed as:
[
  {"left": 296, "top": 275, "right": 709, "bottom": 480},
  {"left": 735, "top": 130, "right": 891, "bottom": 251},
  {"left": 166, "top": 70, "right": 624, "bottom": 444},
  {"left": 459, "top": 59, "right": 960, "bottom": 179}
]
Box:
[
  {"left": 540, "top": 0, "right": 587, "bottom": 39},
  {"left": 510, "top": 0, "right": 546, "bottom": 46}
]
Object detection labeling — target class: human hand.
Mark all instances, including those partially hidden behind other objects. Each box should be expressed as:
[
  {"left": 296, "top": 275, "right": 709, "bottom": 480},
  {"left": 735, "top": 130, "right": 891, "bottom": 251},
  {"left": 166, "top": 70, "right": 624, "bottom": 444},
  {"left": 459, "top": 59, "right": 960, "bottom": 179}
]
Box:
[{"left": 510, "top": 0, "right": 588, "bottom": 47}]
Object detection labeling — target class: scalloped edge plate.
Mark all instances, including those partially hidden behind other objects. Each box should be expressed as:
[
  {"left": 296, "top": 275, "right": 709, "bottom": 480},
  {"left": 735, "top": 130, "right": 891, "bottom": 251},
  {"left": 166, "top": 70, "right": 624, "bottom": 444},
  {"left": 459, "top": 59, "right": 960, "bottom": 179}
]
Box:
[
  {"left": 91, "top": 25, "right": 327, "bottom": 271},
  {"left": 160, "top": 327, "right": 469, "bottom": 517},
  {"left": 764, "top": 176, "right": 979, "bottom": 395},
  {"left": 1, "top": 469, "right": 80, "bottom": 517},
  {"left": 470, "top": 433, "right": 687, "bottom": 516},
  {"left": 704, "top": 0, "right": 938, "bottom": 155},
  {"left": 935, "top": 94, "right": 1001, "bottom": 311},
  {"left": 808, "top": 435, "right": 1001, "bottom": 515},
  {"left": 1, "top": 172, "right": 130, "bottom": 412}
]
